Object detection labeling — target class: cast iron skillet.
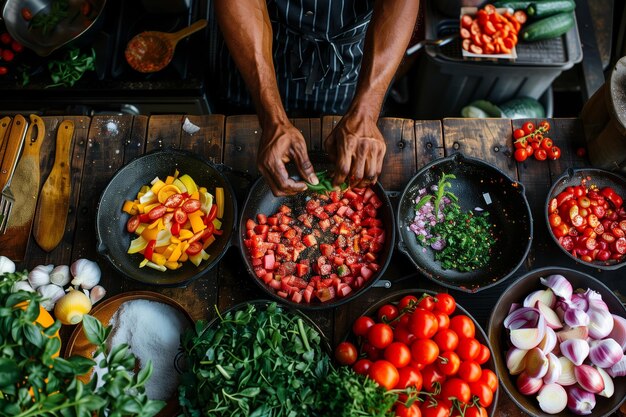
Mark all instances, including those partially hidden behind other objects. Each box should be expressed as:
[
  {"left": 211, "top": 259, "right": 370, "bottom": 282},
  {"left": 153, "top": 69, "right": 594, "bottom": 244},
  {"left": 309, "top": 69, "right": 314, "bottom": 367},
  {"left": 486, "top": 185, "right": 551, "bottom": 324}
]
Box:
[
  {"left": 397, "top": 153, "right": 533, "bottom": 292},
  {"left": 237, "top": 155, "right": 396, "bottom": 310},
  {"left": 96, "top": 148, "right": 237, "bottom": 287},
  {"left": 546, "top": 167, "right": 626, "bottom": 270}
]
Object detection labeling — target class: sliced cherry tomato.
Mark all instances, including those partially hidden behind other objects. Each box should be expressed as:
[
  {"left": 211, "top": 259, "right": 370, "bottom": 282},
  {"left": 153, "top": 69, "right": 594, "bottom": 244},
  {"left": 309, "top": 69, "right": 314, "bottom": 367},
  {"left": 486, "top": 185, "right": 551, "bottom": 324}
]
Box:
[
  {"left": 335, "top": 341, "right": 358, "bottom": 365},
  {"left": 164, "top": 193, "right": 184, "bottom": 208},
  {"left": 174, "top": 207, "right": 188, "bottom": 224},
  {"left": 186, "top": 241, "right": 203, "bottom": 256},
  {"left": 148, "top": 204, "right": 167, "bottom": 220},
  {"left": 126, "top": 215, "right": 140, "bottom": 233},
  {"left": 207, "top": 203, "right": 218, "bottom": 221},
  {"left": 182, "top": 198, "right": 202, "bottom": 213}
]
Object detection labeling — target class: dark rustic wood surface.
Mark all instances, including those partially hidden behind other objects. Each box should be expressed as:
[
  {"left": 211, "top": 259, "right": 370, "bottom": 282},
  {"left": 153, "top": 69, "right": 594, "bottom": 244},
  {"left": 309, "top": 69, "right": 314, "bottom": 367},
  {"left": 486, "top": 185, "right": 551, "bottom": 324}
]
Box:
[{"left": 5, "top": 114, "right": 626, "bottom": 417}]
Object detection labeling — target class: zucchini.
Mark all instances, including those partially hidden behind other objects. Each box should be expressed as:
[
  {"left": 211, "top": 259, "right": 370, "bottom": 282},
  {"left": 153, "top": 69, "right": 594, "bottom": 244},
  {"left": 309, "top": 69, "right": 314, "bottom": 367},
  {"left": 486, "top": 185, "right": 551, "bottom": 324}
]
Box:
[
  {"left": 492, "top": 1, "right": 533, "bottom": 11},
  {"left": 527, "top": 0, "right": 575, "bottom": 18},
  {"left": 521, "top": 12, "right": 575, "bottom": 42},
  {"left": 499, "top": 97, "right": 545, "bottom": 119}
]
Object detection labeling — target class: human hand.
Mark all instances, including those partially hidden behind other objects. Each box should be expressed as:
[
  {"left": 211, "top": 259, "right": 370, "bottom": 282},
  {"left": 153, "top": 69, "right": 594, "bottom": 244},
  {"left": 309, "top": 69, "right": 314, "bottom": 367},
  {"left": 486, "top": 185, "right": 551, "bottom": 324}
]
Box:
[
  {"left": 257, "top": 121, "right": 318, "bottom": 196},
  {"left": 323, "top": 112, "right": 386, "bottom": 188}
]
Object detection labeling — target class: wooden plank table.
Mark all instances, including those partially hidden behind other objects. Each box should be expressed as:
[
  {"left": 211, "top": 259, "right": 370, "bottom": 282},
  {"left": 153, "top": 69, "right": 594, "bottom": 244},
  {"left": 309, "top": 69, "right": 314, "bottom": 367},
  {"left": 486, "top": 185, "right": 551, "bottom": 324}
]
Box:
[{"left": 6, "top": 114, "right": 626, "bottom": 416}]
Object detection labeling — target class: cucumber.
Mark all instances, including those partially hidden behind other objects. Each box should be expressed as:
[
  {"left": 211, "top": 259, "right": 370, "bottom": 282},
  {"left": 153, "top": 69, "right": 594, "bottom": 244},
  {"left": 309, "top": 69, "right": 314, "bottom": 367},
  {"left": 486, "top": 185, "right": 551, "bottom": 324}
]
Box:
[
  {"left": 499, "top": 97, "right": 545, "bottom": 119},
  {"left": 492, "top": 1, "right": 533, "bottom": 11},
  {"left": 521, "top": 12, "right": 575, "bottom": 41},
  {"left": 527, "top": 0, "right": 575, "bottom": 18}
]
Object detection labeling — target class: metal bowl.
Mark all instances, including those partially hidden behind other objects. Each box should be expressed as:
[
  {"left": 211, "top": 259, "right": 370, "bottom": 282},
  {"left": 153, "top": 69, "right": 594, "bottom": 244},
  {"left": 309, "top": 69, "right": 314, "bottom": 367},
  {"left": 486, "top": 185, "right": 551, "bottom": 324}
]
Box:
[
  {"left": 2, "top": 0, "right": 107, "bottom": 56},
  {"left": 397, "top": 153, "right": 533, "bottom": 292},
  {"left": 488, "top": 267, "right": 626, "bottom": 417},
  {"left": 546, "top": 168, "right": 626, "bottom": 270},
  {"left": 350, "top": 288, "right": 499, "bottom": 417},
  {"left": 96, "top": 148, "right": 237, "bottom": 287}
]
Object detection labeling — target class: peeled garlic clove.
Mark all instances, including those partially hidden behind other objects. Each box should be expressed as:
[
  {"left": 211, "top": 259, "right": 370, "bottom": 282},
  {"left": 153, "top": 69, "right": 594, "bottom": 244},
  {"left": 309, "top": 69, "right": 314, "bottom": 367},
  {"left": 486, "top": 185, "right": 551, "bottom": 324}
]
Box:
[
  {"left": 525, "top": 348, "right": 549, "bottom": 379},
  {"left": 54, "top": 288, "right": 92, "bottom": 325},
  {"left": 37, "top": 283, "right": 65, "bottom": 311},
  {"left": 575, "top": 364, "right": 604, "bottom": 394},
  {"left": 537, "top": 383, "right": 567, "bottom": 414},
  {"left": 542, "top": 352, "right": 562, "bottom": 385},
  {"left": 589, "top": 339, "right": 623, "bottom": 369},
  {"left": 596, "top": 366, "right": 614, "bottom": 398},
  {"left": 516, "top": 371, "right": 543, "bottom": 395},
  {"left": 560, "top": 339, "right": 589, "bottom": 366},
  {"left": 70, "top": 259, "right": 101, "bottom": 290},
  {"left": 28, "top": 264, "right": 53, "bottom": 290},
  {"left": 11, "top": 281, "right": 34, "bottom": 293},
  {"left": 540, "top": 274, "right": 573, "bottom": 300},
  {"left": 556, "top": 356, "right": 577, "bottom": 386},
  {"left": 567, "top": 386, "right": 596, "bottom": 415},
  {"left": 89, "top": 285, "right": 106, "bottom": 304},
  {"left": 49, "top": 265, "right": 71, "bottom": 286},
  {"left": 0, "top": 256, "right": 16, "bottom": 274}
]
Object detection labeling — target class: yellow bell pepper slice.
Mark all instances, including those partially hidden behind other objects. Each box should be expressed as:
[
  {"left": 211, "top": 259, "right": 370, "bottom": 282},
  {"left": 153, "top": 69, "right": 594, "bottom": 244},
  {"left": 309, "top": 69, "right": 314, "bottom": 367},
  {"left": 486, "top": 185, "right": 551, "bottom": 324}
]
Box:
[
  {"left": 203, "top": 234, "right": 216, "bottom": 250},
  {"left": 151, "top": 179, "right": 166, "bottom": 194},
  {"left": 188, "top": 211, "right": 206, "bottom": 234},
  {"left": 178, "top": 229, "right": 194, "bottom": 240},
  {"left": 216, "top": 187, "right": 224, "bottom": 218},
  {"left": 122, "top": 200, "right": 138, "bottom": 214},
  {"left": 157, "top": 184, "right": 181, "bottom": 204},
  {"left": 152, "top": 253, "right": 167, "bottom": 266},
  {"left": 168, "top": 243, "right": 183, "bottom": 262}
]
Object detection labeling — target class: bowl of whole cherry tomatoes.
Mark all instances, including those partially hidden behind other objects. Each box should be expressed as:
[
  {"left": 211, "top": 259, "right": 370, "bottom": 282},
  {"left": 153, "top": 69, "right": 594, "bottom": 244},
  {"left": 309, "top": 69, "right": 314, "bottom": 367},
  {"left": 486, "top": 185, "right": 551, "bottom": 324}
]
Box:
[
  {"left": 546, "top": 168, "right": 626, "bottom": 270},
  {"left": 335, "top": 289, "right": 499, "bottom": 417}
]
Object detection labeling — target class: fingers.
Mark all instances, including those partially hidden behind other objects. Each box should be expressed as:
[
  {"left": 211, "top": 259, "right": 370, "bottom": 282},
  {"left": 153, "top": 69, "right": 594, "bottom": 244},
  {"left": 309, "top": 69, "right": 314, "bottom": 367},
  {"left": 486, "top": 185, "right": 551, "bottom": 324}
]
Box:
[
  {"left": 292, "top": 145, "right": 318, "bottom": 185},
  {"left": 260, "top": 157, "right": 307, "bottom": 197}
]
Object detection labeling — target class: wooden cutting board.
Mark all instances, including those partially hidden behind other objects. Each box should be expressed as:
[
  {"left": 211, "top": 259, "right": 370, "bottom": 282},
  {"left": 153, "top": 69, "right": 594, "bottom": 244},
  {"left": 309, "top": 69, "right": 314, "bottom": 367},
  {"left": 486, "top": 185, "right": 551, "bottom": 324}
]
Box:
[
  {"left": 0, "top": 115, "right": 46, "bottom": 261},
  {"left": 32, "top": 120, "right": 74, "bottom": 252}
]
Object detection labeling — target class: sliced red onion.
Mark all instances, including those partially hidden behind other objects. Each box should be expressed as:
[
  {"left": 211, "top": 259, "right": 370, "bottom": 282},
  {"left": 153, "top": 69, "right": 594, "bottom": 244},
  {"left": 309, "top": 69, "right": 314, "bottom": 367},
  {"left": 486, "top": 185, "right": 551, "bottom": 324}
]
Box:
[
  {"left": 608, "top": 356, "right": 626, "bottom": 378},
  {"left": 538, "top": 301, "right": 564, "bottom": 329},
  {"left": 507, "top": 348, "right": 528, "bottom": 375},
  {"left": 430, "top": 238, "right": 445, "bottom": 251},
  {"left": 589, "top": 339, "right": 623, "bottom": 368},
  {"left": 540, "top": 274, "right": 573, "bottom": 300},
  {"left": 508, "top": 302, "right": 521, "bottom": 315},
  {"left": 516, "top": 371, "right": 543, "bottom": 395},
  {"left": 543, "top": 352, "right": 562, "bottom": 384},
  {"left": 555, "top": 300, "right": 568, "bottom": 322},
  {"left": 569, "top": 293, "right": 589, "bottom": 312},
  {"left": 525, "top": 347, "right": 549, "bottom": 379},
  {"left": 557, "top": 326, "right": 589, "bottom": 343},
  {"left": 596, "top": 366, "right": 615, "bottom": 398},
  {"left": 557, "top": 356, "right": 577, "bottom": 386},
  {"left": 524, "top": 289, "right": 557, "bottom": 309},
  {"left": 583, "top": 289, "right": 608, "bottom": 311},
  {"left": 587, "top": 308, "right": 614, "bottom": 340},
  {"left": 511, "top": 315, "right": 547, "bottom": 350},
  {"left": 574, "top": 364, "right": 604, "bottom": 394},
  {"left": 537, "top": 383, "right": 567, "bottom": 414},
  {"left": 607, "top": 314, "right": 626, "bottom": 351},
  {"left": 538, "top": 327, "right": 557, "bottom": 354},
  {"left": 504, "top": 307, "right": 541, "bottom": 330},
  {"left": 567, "top": 386, "right": 596, "bottom": 415},
  {"left": 560, "top": 339, "right": 589, "bottom": 366},
  {"left": 564, "top": 308, "right": 590, "bottom": 328}
]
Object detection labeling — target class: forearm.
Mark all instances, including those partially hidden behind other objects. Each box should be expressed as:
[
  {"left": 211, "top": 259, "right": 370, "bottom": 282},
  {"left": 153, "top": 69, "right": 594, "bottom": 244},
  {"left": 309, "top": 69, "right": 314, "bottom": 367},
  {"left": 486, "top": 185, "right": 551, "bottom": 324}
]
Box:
[
  {"left": 348, "top": 0, "right": 420, "bottom": 118},
  {"left": 214, "top": 0, "right": 288, "bottom": 128}
]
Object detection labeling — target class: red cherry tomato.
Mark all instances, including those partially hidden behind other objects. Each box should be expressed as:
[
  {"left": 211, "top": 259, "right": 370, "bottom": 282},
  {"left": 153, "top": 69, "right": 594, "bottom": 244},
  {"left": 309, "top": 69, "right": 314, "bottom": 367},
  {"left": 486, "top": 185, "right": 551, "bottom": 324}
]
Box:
[
  {"left": 398, "top": 295, "right": 418, "bottom": 310},
  {"left": 384, "top": 342, "right": 412, "bottom": 369},
  {"left": 541, "top": 137, "right": 553, "bottom": 150},
  {"left": 368, "top": 360, "right": 399, "bottom": 390},
  {"left": 21, "top": 8, "right": 33, "bottom": 21},
  {"left": 421, "top": 364, "right": 445, "bottom": 393},
  {"left": 395, "top": 403, "right": 421, "bottom": 417},
  {"left": 456, "top": 337, "right": 481, "bottom": 361},
  {"left": 395, "top": 365, "right": 423, "bottom": 390},
  {"left": 522, "top": 121, "right": 535, "bottom": 135},
  {"left": 353, "top": 358, "right": 373, "bottom": 375},
  {"left": 514, "top": 148, "right": 527, "bottom": 162},
  {"left": 0, "top": 66, "right": 7, "bottom": 76},
  {"left": 352, "top": 316, "right": 375, "bottom": 337},
  {"left": 435, "top": 293, "right": 456, "bottom": 315},
  {"left": 143, "top": 239, "right": 156, "bottom": 261},
  {"left": 534, "top": 148, "right": 547, "bottom": 161},
  {"left": 10, "top": 41, "right": 23, "bottom": 53},
  {"left": 434, "top": 310, "right": 450, "bottom": 330},
  {"left": 465, "top": 406, "right": 489, "bottom": 417},
  {"left": 513, "top": 128, "right": 526, "bottom": 139},
  {"left": 421, "top": 402, "right": 450, "bottom": 417},
  {"left": 441, "top": 378, "right": 471, "bottom": 404},
  {"left": 368, "top": 323, "right": 394, "bottom": 349},
  {"left": 377, "top": 304, "right": 399, "bottom": 323},
  {"left": 539, "top": 120, "right": 550, "bottom": 131},
  {"left": 417, "top": 295, "right": 436, "bottom": 311},
  {"left": 126, "top": 215, "right": 140, "bottom": 233},
  {"left": 335, "top": 341, "right": 358, "bottom": 365},
  {"left": 480, "top": 368, "right": 499, "bottom": 392},
  {"left": 408, "top": 309, "right": 438, "bottom": 339},
  {"left": 548, "top": 145, "right": 561, "bottom": 160},
  {"left": 0, "top": 33, "right": 11, "bottom": 45},
  {"left": 433, "top": 328, "right": 459, "bottom": 352},
  {"left": 436, "top": 351, "right": 461, "bottom": 376},
  {"left": 2, "top": 49, "right": 14, "bottom": 62},
  {"left": 475, "top": 344, "right": 491, "bottom": 365},
  {"left": 410, "top": 339, "right": 439, "bottom": 366},
  {"left": 449, "top": 315, "right": 475, "bottom": 339},
  {"left": 470, "top": 381, "right": 494, "bottom": 407},
  {"left": 458, "top": 360, "right": 483, "bottom": 382}
]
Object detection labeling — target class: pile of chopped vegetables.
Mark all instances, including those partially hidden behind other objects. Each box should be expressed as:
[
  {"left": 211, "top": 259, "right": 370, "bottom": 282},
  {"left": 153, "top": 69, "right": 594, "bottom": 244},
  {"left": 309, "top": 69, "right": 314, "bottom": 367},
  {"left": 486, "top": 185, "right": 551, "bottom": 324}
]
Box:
[
  {"left": 121, "top": 170, "right": 224, "bottom": 271},
  {"left": 409, "top": 173, "right": 496, "bottom": 272}
]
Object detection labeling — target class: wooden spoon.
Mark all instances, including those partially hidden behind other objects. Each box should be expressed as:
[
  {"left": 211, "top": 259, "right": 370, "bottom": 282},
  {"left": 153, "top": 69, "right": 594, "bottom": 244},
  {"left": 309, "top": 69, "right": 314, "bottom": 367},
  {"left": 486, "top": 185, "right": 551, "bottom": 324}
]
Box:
[
  {"left": 125, "top": 19, "right": 207, "bottom": 73},
  {"left": 33, "top": 120, "right": 74, "bottom": 252}
]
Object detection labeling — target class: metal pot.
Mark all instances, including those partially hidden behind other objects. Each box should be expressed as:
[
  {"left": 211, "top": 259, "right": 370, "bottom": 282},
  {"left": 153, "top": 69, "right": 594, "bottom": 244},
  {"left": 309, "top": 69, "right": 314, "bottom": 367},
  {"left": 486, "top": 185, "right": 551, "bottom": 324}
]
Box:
[{"left": 2, "top": 0, "right": 107, "bottom": 56}]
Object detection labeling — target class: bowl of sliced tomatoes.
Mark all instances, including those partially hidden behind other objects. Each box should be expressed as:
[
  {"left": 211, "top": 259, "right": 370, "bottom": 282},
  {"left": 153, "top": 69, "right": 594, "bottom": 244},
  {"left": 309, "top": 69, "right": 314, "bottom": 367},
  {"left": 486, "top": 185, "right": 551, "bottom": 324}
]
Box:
[
  {"left": 460, "top": 5, "right": 524, "bottom": 59},
  {"left": 238, "top": 170, "right": 395, "bottom": 310},
  {"left": 336, "top": 289, "right": 499, "bottom": 417},
  {"left": 546, "top": 168, "right": 626, "bottom": 270}
]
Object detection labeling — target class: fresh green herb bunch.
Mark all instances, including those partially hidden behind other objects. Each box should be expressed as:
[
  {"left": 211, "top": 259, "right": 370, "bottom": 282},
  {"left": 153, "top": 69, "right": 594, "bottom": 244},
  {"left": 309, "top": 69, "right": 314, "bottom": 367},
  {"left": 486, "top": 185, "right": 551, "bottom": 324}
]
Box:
[
  {"left": 0, "top": 271, "right": 164, "bottom": 417},
  {"left": 415, "top": 173, "right": 459, "bottom": 215},
  {"left": 30, "top": 0, "right": 70, "bottom": 36},
  {"left": 428, "top": 201, "right": 495, "bottom": 272},
  {"left": 47, "top": 48, "right": 96, "bottom": 88},
  {"left": 306, "top": 171, "right": 348, "bottom": 193}
]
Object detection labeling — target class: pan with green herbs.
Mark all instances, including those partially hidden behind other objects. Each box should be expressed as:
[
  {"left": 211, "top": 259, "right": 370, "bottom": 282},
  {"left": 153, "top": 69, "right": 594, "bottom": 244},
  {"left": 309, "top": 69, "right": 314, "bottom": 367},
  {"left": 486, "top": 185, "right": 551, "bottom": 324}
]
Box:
[{"left": 396, "top": 153, "right": 533, "bottom": 292}]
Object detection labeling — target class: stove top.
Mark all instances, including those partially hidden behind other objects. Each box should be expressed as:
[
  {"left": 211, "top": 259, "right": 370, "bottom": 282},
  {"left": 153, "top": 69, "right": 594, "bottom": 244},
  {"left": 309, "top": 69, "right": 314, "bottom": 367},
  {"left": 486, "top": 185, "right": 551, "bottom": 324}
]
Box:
[{"left": 0, "top": 0, "right": 211, "bottom": 114}]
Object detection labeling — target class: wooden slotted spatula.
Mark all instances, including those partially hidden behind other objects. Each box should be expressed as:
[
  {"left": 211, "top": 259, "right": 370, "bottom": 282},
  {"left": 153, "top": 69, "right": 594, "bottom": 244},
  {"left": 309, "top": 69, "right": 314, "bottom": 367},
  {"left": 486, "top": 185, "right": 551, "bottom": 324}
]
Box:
[
  {"left": 0, "top": 115, "right": 46, "bottom": 260},
  {"left": 33, "top": 120, "right": 74, "bottom": 252}
]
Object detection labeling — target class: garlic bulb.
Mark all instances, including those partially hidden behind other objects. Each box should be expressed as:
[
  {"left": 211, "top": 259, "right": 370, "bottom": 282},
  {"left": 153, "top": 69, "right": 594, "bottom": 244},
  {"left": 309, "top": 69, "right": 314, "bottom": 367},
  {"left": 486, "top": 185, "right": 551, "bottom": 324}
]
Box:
[
  {"left": 11, "top": 281, "right": 34, "bottom": 293},
  {"left": 70, "top": 259, "right": 101, "bottom": 290},
  {"left": 89, "top": 285, "right": 106, "bottom": 305},
  {"left": 54, "top": 288, "right": 92, "bottom": 325},
  {"left": 0, "top": 256, "right": 15, "bottom": 274},
  {"left": 49, "top": 265, "right": 71, "bottom": 286},
  {"left": 37, "top": 283, "right": 65, "bottom": 311},
  {"left": 28, "top": 265, "right": 53, "bottom": 290}
]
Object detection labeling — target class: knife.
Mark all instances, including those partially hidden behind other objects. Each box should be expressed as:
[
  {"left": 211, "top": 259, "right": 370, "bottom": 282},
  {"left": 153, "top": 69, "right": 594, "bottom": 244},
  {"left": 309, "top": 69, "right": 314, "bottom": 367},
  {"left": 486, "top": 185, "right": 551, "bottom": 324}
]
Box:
[
  {"left": 33, "top": 120, "right": 74, "bottom": 252},
  {"left": 0, "top": 114, "right": 28, "bottom": 192},
  {"left": 0, "top": 115, "right": 46, "bottom": 261}
]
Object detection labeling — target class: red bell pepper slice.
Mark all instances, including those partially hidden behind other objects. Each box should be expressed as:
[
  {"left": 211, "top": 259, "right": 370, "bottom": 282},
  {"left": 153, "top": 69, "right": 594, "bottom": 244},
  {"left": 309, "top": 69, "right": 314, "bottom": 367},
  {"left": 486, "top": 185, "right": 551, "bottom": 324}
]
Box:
[{"left": 144, "top": 239, "right": 156, "bottom": 261}]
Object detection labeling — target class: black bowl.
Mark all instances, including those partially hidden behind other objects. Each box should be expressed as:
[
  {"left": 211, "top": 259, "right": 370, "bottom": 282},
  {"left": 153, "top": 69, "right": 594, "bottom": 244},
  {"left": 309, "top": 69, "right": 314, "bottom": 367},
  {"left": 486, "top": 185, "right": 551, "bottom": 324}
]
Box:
[
  {"left": 350, "top": 288, "right": 499, "bottom": 417},
  {"left": 237, "top": 156, "right": 396, "bottom": 310},
  {"left": 397, "top": 153, "right": 532, "bottom": 292},
  {"left": 96, "top": 148, "right": 237, "bottom": 286},
  {"left": 546, "top": 168, "right": 626, "bottom": 270},
  {"left": 488, "top": 267, "right": 626, "bottom": 417}
]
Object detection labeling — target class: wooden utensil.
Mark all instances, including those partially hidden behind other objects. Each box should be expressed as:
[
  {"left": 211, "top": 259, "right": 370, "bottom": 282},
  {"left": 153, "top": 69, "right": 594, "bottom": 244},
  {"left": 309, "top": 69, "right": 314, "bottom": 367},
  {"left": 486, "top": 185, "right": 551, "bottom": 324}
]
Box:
[
  {"left": 124, "top": 19, "right": 207, "bottom": 73},
  {"left": 0, "top": 114, "right": 27, "bottom": 191},
  {"left": 0, "top": 115, "right": 46, "bottom": 260},
  {"left": 0, "top": 116, "right": 12, "bottom": 161},
  {"left": 33, "top": 120, "right": 74, "bottom": 252}
]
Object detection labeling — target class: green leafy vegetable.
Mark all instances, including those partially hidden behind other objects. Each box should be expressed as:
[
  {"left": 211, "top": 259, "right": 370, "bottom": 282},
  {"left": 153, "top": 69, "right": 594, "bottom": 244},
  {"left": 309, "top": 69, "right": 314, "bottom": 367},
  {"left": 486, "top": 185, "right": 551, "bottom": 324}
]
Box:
[
  {"left": 30, "top": 0, "right": 70, "bottom": 36},
  {"left": 306, "top": 171, "right": 347, "bottom": 193},
  {"left": 46, "top": 48, "right": 96, "bottom": 88},
  {"left": 0, "top": 270, "right": 164, "bottom": 417}
]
